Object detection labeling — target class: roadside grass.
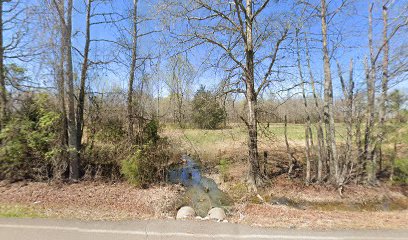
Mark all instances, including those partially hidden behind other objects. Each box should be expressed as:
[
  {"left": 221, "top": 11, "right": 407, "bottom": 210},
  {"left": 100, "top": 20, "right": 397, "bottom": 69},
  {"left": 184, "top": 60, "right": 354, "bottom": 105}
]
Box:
[{"left": 0, "top": 204, "right": 44, "bottom": 218}]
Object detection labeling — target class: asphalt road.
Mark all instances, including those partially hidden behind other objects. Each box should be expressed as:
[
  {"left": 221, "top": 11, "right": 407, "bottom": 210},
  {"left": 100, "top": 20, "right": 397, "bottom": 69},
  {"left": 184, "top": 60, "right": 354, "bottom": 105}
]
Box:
[{"left": 1, "top": 218, "right": 407, "bottom": 240}]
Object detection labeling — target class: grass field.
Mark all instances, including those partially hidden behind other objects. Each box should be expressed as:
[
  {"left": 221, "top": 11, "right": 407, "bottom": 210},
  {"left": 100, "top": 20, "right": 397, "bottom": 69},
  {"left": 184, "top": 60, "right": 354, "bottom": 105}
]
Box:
[
  {"left": 162, "top": 122, "right": 407, "bottom": 175},
  {"left": 163, "top": 123, "right": 347, "bottom": 144},
  {"left": 162, "top": 123, "right": 348, "bottom": 164}
]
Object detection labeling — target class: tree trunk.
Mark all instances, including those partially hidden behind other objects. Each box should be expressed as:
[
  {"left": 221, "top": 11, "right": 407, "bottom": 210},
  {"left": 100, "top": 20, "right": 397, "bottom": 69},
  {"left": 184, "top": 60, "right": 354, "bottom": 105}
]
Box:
[
  {"left": 56, "top": 0, "right": 68, "bottom": 179},
  {"left": 390, "top": 96, "right": 402, "bottom": 182},
  {"left": 378, "top": 0, "right": 389, "bottom": 173},
  {"left": 245, "top": 0, "right": 262, "bottom": 190},
  {"left": 246, "top": 83, "right": 260, "bottom": 189},
  {"left": 157, "top": 82, "right": 160, "bottom": 118},
  {"left": 306, "top": 37, "right": 325, "bottom": 183},
  {"left": 285, "top": 115, "right": 296, "bottom": 178},
  {"left": 0, "top": 1, "right": 7, "bottom": 129},
  {"left": 76, "top": 0, "right": 91, "bottom": 154},
  {"left": 337, "top": 59, "right": 354, "bottom": 185},
  {"left": 365, "top": 3, "right": 377, "bottom": 184},
  {"left": 389, "top": 137, "right": 397, "bottom": 181},
  {"left": 66, "top": 0, "right": 79, "bottom": 180},
  {"left": 296, "top": 30, "right": 312, "bottom": 184},
  {"left": 127, "top": 0, "right": 138, "bottom": 141},
  {"left": 321, "top": 0, "right": 339, "bottom": 184},
  {"left": 337, "top": 60, "right": 354, "bottom": 162}
]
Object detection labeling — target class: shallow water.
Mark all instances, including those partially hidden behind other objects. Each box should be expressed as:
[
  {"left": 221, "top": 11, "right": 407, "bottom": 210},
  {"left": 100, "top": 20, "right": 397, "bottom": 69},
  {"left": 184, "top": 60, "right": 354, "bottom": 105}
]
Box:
[{"left": 168, "top": 155, "right": 233, "bottom": 217}]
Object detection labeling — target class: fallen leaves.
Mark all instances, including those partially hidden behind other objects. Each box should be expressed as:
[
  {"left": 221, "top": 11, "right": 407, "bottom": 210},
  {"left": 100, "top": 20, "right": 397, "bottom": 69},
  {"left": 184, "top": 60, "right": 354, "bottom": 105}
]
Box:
[{"left": 0, "top": 181, "right": 182, "bottom": 221}]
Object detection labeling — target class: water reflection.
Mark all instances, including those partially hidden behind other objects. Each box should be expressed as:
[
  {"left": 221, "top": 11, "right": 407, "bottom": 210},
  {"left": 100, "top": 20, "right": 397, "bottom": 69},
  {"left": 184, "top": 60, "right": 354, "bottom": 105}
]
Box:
[{"left": 168, "top": 155, "right": 233, "bottom": 217}]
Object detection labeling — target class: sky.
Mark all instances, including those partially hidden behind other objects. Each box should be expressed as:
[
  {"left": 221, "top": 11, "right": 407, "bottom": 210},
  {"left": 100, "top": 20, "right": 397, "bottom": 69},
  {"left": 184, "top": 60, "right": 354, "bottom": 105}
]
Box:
[{"left": 4, "top": 0, "right": 408, "bottom": 100}]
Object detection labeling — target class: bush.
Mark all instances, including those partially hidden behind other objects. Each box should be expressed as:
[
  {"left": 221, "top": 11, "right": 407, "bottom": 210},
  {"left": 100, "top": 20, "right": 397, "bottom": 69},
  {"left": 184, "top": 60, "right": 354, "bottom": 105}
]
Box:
[
  {"left": 394, "top": 158, "right": 408, "bottom": 184},
  {"left": 121, "top": 149, "right": 142, "bottom": 185},
  {"left": 94, "top": 116, "right": 126, "bottom": 143},
  {"left": 192, "top": 86, "right": 226, "bottom": 129},
  {"left": 0, "top": 94, "right": 60, "bottom": 180},
  {"left": 120, "top": 139, "right": 173, "bottom": 187},
  {"left": 143, "top": 119, "right": 160, "bottom": 144}
]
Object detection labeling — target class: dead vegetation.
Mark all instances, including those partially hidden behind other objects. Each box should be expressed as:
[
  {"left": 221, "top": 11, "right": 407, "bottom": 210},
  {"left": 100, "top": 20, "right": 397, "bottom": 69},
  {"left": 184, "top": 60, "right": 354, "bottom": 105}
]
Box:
[
  {"left": 232, "top": 203, "right": 408, "bottom": 230},
  {"left": 1, "top": 178, "right": 407, "bottom": 230},
  {"left": 0, "top": 181, "right": 183, "bottom": 220}
]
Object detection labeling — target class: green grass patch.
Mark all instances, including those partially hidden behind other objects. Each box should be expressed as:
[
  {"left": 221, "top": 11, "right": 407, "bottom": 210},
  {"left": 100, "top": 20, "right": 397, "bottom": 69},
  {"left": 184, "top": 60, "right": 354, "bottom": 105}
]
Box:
[
  {"left": 0, "top": 204, "right": 44, "bottom": 218},
  {"left": 164, "top": 123, "right": 347, "bottom": 145},
  {"left": 219, "top": 158, "right": 230, "bottom": 181}
]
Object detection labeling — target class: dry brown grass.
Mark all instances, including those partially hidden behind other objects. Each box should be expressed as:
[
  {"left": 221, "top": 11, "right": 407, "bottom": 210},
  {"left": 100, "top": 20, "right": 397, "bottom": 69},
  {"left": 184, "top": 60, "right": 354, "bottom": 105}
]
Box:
[
  {"left": 0, "top": 181, "right": 183, "bottom": 220},
  {"left": 1, "top": 180, "right": 407, "bottom": 230},
  {"left": 262, "top": 175, "right": 407, "bottom": 202},
  {"left": 1, "top": 123, "right": 406, "bottom": 229},
  {"left": 231, "top": 203, "right": 408, "bottom": 230},
  {"left": 162, "top": 125, "right": 306, "bottom": 169}
]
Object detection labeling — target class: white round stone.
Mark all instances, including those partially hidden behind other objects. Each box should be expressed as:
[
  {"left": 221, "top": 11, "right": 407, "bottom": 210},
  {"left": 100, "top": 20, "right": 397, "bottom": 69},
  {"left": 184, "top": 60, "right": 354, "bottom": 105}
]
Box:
[
  {"left": 176, "top": 206, "right": 196, "bottom": 219},
  {"left": 207, "top": 207, "right": 226, "bottom": 221}
]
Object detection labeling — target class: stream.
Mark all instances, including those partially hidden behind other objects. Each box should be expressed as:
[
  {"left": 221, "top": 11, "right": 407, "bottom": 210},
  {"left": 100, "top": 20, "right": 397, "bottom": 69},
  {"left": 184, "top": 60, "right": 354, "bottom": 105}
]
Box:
[
  {"left": 167, "top": 156, "right": 406, "bottom": 216},
  {"left": 167, "top": 155, "right": 233, "bottom": 217}
]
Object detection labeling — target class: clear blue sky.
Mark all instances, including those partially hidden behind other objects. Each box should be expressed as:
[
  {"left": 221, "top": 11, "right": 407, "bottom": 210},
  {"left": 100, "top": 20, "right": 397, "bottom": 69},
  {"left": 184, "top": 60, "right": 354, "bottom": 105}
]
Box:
[{"left": 8, "top": 0, "right": 408, "bottom": 98}]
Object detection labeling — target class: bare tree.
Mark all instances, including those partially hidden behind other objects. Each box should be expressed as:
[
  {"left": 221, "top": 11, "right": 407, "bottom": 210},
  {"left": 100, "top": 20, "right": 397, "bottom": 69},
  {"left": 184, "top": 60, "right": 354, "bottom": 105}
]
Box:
[
  {"left": 362, "top": 1, "right": 408, "bottom": 183},
  {"left": 364, "top": 3, "right": 377, "bottom": 183},
  {"left": 56, "top": 0, "right": 69, "bottom": 178},
  {"left": 52, "top": 0, "right": 79, "bottom": 180},
  {"left": 65, "top": 0, "right": 78, "bottom": 180},
  {"left": 0, "top": 0, "right": 30, "bottom": 128},
  {"left": 161, "top": 0, "right": 289, "bottom": 190},
  {"left": 377, "top": 0, "right": 389, "bottom": 173},
  {"left": 0, "top": 0, "right": 6, "bottom": 128},
  {"left": 296, "top": 29, "right": 312, "bottom": 184},
  {"left": 336, "top": 59, "right": 354, "bottom": 189},
  {"left": 108, "top": 0, "right": 161, "bottom": 142},
  {"left": 164, "top": 54, "right": 195, "bottom": 127},
  {"left": 285, "top": 115, "right": 297, "bottom": 179},
  {"left": 305, "top": 35, "right": 326, "bottom": 183},
  {"left": 127, "top": 0, "right": 138, "bottom": 141},
  {"left": 320, "top": 0, "right": 339, "bottom": 184},
  {"left": 76, "top": 0, "right": 92, "bottom": 154}
]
